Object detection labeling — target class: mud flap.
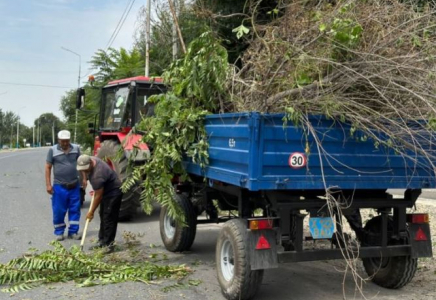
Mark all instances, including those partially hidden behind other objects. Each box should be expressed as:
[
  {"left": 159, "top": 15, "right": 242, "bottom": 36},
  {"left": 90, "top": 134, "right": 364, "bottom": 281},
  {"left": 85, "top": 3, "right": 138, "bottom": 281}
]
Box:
[
  {"left": 247, "top": 230, "right": 278, "bottom": 270},
  {"left": 409, "top": 223, "right": 432, "bottom": 258}
]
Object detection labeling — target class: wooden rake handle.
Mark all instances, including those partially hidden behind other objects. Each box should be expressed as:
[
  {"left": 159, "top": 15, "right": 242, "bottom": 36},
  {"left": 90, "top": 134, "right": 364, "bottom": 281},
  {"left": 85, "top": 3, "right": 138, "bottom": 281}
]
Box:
[{"left": 80, "top": 192, "right": 95, "bottom": 251}]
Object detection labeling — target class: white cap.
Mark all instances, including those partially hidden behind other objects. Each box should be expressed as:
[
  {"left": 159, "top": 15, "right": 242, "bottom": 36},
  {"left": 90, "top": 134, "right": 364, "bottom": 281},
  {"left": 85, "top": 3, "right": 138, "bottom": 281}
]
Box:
[{"left": 57, "top": 130, "right": 71, "bottom": 140}]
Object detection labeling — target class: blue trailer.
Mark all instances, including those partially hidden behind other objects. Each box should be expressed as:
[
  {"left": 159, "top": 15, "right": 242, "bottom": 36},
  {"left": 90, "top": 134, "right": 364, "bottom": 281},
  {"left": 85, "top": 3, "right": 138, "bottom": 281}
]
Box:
[{"left": 159, "top": 112, "right": 434, "bottom": 300}]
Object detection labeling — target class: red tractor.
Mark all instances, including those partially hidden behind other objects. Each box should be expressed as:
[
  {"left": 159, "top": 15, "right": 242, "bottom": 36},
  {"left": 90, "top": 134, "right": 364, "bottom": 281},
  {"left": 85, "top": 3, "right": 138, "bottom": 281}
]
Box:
[{"left": 77, "top": 76, "right": 165, "bottom": 220}]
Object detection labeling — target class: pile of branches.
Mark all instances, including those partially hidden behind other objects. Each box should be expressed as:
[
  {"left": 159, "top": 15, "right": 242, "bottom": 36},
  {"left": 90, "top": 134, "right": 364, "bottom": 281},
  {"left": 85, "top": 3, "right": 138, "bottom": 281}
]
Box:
[
  {"left": 231, "top": 0, "right": 436, "bottom": 165},
  {"left": 0, "top": 241, "right": 190, "bottom": 293},
  {"left": 226, "top": 1, "right": 436, "bottom": 290}
]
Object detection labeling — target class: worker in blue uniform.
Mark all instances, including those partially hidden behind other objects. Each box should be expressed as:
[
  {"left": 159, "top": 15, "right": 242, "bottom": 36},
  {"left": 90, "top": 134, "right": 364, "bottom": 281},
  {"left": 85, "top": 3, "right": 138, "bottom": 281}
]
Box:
[{"left": 45, "top": 130, "right": 85, "bottom": 241}]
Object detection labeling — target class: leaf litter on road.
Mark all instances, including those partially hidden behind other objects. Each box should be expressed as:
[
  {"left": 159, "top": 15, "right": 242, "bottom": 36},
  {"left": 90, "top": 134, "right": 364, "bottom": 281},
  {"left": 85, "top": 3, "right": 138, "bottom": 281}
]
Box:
[{"left": 0, "top": 240, "right": 192, "bottom": 294}]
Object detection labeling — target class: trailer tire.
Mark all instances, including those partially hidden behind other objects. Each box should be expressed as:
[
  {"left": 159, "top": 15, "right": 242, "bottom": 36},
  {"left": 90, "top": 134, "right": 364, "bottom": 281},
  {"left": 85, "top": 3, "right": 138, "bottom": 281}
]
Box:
[
  {"left": 216, "top": 219, "right": 264, "bottom": 300},
  {"left": 362, "top": 216, "right": 417, "bottom": 289},
  {"left": 97, "top": 140, "right": 140, "bottom": 221},
  {"left": 160, "top": 193, "right": 197, "bottom": 252}
]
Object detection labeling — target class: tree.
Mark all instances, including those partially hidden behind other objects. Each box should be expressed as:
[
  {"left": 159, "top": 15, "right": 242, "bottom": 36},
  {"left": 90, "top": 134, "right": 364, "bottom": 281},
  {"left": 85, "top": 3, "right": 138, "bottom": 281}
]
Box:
[
  {"left": 133, "top": 0, "right": 209, "bottom": 75},
  {"left": 18, "top": 124, "right": 33, "bottom": 147},
  {"left": 0, "top": 109, "right": 4, "bottom": 147},
  {"left": 132, "top": 0, "right": 280, "bottom": 71},
  {"left": 59, "top": 87, "right": 100, "bottom": 149},
  {"left": 193, "top": 0, "right": 281, "bottom": 64},
  {"left": 0, "top": 110, "right": 35, "bottom": 148},
  {"left": 34, "top": 113, "right": 65, "bottom": 146},
  {"left": 0, "top": 111, "right": 18, "bottom": 147},
  {"left": 89, "top": 48, "right": 144, "bottom": 83}
]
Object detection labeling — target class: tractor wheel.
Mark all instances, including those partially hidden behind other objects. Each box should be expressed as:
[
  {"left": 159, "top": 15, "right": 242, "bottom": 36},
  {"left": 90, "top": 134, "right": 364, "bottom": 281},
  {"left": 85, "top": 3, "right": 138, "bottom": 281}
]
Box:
[
  {"left": 216, "top": 219, "right": 264, "bottom": 300},
  {"left": 159, "top": 193, "right": 197, "bottom": 252},
  {"left": 362, "top": 216, "right": 417, "bottom": 289},
  {"left": 97, "top": 140, "right": 140, "bottom": 221}
]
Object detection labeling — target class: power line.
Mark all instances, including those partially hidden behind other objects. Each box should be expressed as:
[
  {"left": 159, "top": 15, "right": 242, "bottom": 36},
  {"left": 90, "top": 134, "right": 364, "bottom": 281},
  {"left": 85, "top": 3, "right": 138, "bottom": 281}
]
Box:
[
  {"left": 106, "top": 0, "right": 136, "bottom": 49},
  {"left": 81, "top": 0, "right": 136, "bottom": 80},
  {"left": 0, "top": 82, "right": 74, "bottom": 89},
  {"left": 105, "top": 0, "right": 132, "bottom": 49},
  {"left": 106, "top": 0, "right": 135, "bottom": 49}
]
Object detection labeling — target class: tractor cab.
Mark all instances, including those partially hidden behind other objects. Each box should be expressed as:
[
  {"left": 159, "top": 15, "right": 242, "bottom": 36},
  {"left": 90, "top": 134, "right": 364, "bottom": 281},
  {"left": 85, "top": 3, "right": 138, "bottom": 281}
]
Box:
[
  {"left": 77, "top": 76, "right": 165, "bottom": 134},
  {"left": 97, "top": 76, "right": 165, "bottom": 133},
  {"left": 76, "top": 75, "right": 166, "bottom": 157}
]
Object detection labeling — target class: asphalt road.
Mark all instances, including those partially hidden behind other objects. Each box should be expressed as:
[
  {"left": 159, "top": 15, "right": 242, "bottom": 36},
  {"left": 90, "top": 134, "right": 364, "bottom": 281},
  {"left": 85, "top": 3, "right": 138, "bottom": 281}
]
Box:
[{"left": 0, "top": 148, "right": 434, "bottom": 300}]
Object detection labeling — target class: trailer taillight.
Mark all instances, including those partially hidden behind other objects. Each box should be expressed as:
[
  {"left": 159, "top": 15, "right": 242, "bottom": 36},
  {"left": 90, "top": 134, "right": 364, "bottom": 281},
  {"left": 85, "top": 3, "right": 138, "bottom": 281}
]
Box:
[
  {"left": 249, "top": 219, "right": 274, "bottom": 230},
  {"left": 407, "top": 214, "right": 429, "bottom": 224}
]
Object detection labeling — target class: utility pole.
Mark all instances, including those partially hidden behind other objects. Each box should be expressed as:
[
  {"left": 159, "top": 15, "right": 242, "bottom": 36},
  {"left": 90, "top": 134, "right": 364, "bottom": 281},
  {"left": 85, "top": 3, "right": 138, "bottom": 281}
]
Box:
[
  {"left": 33, "top": 126, "right": 35, "bottom": 147},
  {"left": 172, "top": 0, "right": 178, "bottom": 60},
  {"left": 40, "top": 121, "right": 43, "bottom": 146},
  {"left": 38, "top": 119, "right": 41, "bottom": 147},
  {"left": 168, "top": 0, "right": 186, "bottom": 54},
  {"left": 16, "top": 119, "right": 19, "bottom": 149},
  {"left": 61, "top": 46, "right": 81, "bottom": 144},
  {"left": 16, "top": 106, "right": 25, "bottom": 149},
  {"left": 0, "top": 117, "right": 5, "bottom": 147},
  {"left": 145, "top": 0, "right": 151, "bottom": 77},
  {"left": 52, "top": 122, "right": 55, "bottom": 145}
]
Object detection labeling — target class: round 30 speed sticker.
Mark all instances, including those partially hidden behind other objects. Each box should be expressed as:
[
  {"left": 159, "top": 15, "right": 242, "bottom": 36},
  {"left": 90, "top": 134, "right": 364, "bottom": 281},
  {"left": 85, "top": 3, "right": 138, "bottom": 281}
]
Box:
[{"left": 288, "top": 152, "right": 307, "bottom": 169}]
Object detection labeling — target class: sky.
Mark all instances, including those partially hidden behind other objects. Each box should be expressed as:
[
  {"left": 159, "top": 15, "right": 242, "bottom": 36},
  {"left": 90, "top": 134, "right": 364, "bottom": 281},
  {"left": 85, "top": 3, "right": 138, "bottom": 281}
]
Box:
[{"left": 0, "top": 0, "right": 145, "bottom": 127}]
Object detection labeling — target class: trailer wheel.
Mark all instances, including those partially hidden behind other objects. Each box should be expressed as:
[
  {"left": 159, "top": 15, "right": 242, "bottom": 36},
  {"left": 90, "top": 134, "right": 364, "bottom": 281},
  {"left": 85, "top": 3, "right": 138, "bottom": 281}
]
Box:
[
  {"left": 362, "top": 216, "right": 417, "bottom": 289},
  {"left": 159, "top": 193, "right": 197, "bottom": 252},
  {"left": 97, "top": 140, "right": 140, "bottom": 221},
  {"left": 216, "top": 219, "right": 264, "bottom": 300}
]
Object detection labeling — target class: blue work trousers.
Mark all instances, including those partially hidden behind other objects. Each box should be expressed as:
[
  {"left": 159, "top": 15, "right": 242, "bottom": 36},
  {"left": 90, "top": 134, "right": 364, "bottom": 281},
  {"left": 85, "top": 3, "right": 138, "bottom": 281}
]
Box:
[{"left": 52, "top": 184, "right": 81, "bottom": 236}]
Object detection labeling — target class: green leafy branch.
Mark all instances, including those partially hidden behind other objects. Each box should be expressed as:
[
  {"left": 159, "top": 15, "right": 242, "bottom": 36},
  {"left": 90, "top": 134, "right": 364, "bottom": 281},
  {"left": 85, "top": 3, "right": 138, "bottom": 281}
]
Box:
[
  {"left": 122, "top": 32, "right": 229, "bottom": 223},
  {"left": 0, "top": 241, "right": 190, "bottom": 293}
]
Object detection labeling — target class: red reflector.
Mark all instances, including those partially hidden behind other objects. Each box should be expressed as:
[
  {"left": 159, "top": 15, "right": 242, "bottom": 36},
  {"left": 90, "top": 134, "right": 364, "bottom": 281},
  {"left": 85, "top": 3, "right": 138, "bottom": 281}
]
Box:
[
  {"left": 255, "top": 234, "right": 271, "bottom": 250},
  {"left": 415, "top": 227, "right": 428, "bottom": 241}
]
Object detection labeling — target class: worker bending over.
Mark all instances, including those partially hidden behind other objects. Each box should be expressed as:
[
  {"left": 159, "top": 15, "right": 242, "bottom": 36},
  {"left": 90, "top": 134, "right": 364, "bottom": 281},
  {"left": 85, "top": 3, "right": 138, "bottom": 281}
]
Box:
[{"left": 77, "top": 154, "right": 122, "bottom": 253}]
